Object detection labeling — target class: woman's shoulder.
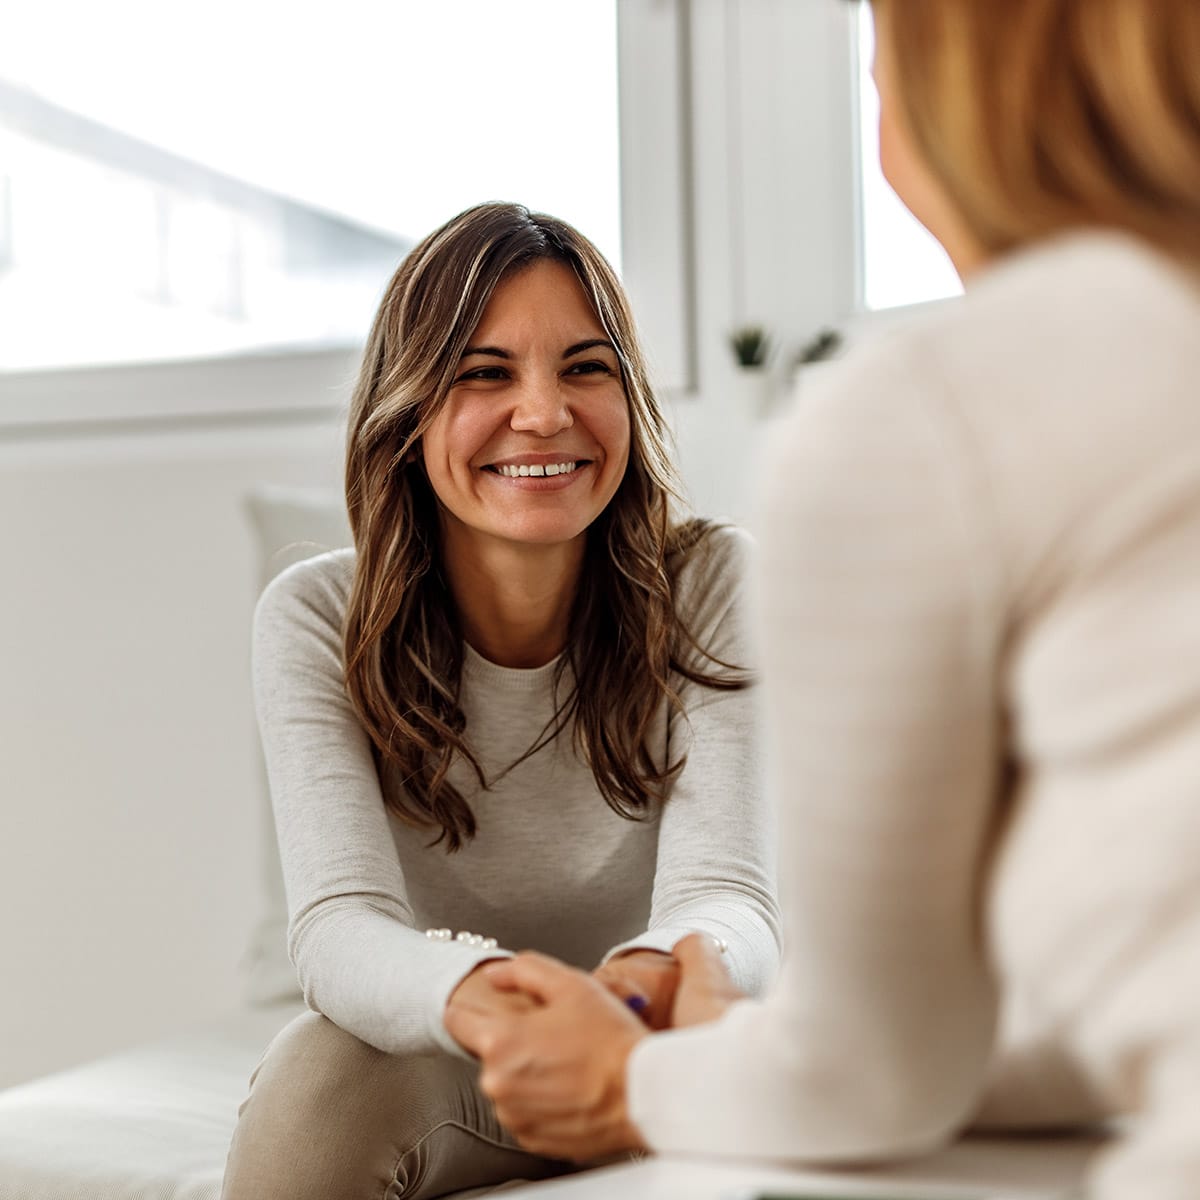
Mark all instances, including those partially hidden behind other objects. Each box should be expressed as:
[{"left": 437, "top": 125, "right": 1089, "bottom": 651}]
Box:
[
  {"left": 948, "top": 232, "right": 1196, "bottom": 356},
  {"left": 908, "top": 233, "right": 1198, "bottom": 394},
  {"left": 255, "top": 547, "right": 357, "bottom": 636},
  {"left": 968, "top": 230, "right": 1197, "bottom": 315},
  {"left": 669, "top": 521, "right": 753, "bottom": 620},
  {"left": 922, "top": 233, "right": 1200, "bottom": 457},
  {"left": 828, "top": 231, "right": 1196, "bottom": 381},
  {"left": 775, "top": 233, "right": 1200, "bottom": 464}
]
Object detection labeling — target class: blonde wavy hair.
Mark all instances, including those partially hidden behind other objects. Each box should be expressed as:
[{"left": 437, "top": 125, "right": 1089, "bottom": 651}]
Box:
[
  {"left": 869, "top": 0, "right": 1200, "bottom": 264},
  {"left": 343, "top": 202, "right": 745, "bottom": 851}
]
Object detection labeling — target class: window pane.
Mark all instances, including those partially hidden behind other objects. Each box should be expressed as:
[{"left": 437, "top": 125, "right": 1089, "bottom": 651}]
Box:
[
  {"left": 0, "top": 1, "right": 620, "bottom": 372},
  {"left": 856, "top": 7, "right": 961, "bottom": 311}
]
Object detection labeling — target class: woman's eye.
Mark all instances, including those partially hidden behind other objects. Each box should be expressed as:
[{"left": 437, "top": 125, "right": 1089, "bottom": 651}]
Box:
[
  {"left": 566, "top": 360, "right": 614, "bottom": 376},
  {"left": 455, "top": 365, "right": 508, "bottom": 383}
]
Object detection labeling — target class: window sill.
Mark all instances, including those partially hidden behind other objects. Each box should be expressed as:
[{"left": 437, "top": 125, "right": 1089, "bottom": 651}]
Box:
[{"left": 0, "top": 343, "right": 361, "bottom": 436}]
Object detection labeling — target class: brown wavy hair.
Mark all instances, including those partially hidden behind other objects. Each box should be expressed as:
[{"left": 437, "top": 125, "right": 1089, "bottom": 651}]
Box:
[
  {"left": 866, "top": 0, "right": 1200, "bottom": 265},
  {"left": 343, "top": 202, "right": 746, "bottom": 851}
]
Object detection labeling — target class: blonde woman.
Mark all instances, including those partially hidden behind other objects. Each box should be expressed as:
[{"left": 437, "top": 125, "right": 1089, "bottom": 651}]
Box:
[
  {"left": 451, "top": 4, "right": 1200, "bottom": 1197},
  {"left": 219, "top": 203, "right": 781, "bottom": 1199}
]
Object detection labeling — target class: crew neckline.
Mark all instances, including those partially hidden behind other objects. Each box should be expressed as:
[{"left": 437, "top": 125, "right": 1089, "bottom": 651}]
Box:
[{"left": 461, "top": 641, "right": 568, "bottom": 691}]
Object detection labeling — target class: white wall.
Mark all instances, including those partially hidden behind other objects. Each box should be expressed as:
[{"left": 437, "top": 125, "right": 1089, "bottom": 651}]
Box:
[{"left": 0, "top": 379, "right": 345, "bottom": 1088}]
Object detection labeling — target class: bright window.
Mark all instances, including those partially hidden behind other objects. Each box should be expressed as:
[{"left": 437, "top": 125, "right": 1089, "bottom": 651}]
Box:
[{"left": 0, "top": 0, "right": 620, "bottom": 372}]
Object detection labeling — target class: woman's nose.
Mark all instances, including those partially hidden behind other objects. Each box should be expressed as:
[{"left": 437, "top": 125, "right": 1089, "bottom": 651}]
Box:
[{"left": 509, "top": 376, "right": 573, "bottom": 436}]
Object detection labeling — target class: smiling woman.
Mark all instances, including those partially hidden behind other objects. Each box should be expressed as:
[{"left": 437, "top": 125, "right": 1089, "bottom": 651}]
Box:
[{"left": 219, "top": 202, "right": 782, "bottom": 1200}]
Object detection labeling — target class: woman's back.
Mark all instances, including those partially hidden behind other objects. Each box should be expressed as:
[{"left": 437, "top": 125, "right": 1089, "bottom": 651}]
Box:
[
  {"left": 624, "top": 232, "right": 1200, "bottom": 1183},
  {"left": 945, "top": 233, "right": 1200, "bottom": 1136}
]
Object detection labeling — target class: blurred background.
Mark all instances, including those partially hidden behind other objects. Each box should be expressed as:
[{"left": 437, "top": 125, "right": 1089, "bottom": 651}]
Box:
[{"left": 0, "top": 0, "right": 960, "bottom": 1088}]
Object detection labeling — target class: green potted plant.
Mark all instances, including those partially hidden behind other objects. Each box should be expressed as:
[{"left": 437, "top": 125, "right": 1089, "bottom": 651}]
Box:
[
  {"left": 728, "top": 323, "right": 774, "bottom": 417},
  {"left": 794, "top": 328, "right": 842, "bottom": 367},
  {"left": 787, "top": 327, "right": 844, "bottom": 399},
  {"left": 728, "top": 324, "right": 772, "bottom": 370}
]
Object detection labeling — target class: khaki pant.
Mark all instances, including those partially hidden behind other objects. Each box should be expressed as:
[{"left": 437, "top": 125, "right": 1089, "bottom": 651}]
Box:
[{"left": 220, "top": 1011, "right": 570, "bottom": 1200}]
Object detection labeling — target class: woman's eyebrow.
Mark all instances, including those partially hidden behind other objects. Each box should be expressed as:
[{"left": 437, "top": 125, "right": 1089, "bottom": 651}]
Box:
[
  {"left": 460, "top": 345, "right": 510, "bottom": 359},
  {"left": 562, "top": 338, "right": 616, "bottom": 359}
]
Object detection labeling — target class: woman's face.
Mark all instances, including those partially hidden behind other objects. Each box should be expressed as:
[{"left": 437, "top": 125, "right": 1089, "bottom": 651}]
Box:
[{"left": 421, "top": 258, "right": 631, "bottom": 557}]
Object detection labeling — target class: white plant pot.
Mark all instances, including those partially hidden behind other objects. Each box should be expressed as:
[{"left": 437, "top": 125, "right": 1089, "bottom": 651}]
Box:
[{"left": 735, "top": 367, "right": 773, "bottom": 418}]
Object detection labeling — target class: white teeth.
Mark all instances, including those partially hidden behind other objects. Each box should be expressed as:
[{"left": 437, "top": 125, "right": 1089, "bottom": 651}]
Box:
[{"left": 495, "top": 461, "right": 578, "bottom": 478}]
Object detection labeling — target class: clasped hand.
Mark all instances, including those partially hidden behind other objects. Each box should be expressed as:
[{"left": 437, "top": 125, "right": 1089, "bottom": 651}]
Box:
[{"left": 443, "top": 934, "right": 743, "bottom": 1163}]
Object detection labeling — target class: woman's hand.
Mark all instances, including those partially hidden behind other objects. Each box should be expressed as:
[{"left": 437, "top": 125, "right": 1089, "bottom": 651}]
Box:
[
  {"left": 669, "top": 932, "right": 746, "bottom": 1028},
  {"left": 444, "top": 960, "right": 537, "bottom": 1052},
  {"left": 445, "top": 952, "right": 649, "bottom": 1162},
  {"left": 592, "top": 949, "right": 680, "bottom": 1030}
]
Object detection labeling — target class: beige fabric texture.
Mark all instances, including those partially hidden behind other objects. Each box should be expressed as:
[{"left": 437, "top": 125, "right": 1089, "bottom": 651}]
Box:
[
  {"left": 220, "top": 1010, "right": 570, "bottom": 1200},
  {"left": 628, "top": 233, "right": 1200, "bottom": 1200}
]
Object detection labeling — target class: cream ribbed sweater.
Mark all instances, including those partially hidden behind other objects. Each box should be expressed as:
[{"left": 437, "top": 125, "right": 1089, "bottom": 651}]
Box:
[{"left": 629, "top": 234, "right": 1200, "bottom": 1200}]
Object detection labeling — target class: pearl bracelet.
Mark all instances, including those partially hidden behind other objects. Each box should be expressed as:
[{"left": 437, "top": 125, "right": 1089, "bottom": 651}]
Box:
[{"left": 425, "top": 927, "right": 499, "bottom": 951}]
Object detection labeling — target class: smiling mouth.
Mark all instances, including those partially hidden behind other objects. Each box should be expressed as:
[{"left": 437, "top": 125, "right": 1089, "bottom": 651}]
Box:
[{"left": 482, "top": 459, "right": 590, "bottom": 478}]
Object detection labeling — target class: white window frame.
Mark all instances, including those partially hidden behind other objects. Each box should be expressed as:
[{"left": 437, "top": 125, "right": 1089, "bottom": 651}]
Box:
[
  {"left": 0, "top": 347, "right": 356, "bottom": 435},
  {"left": 617, "top": 0, "right": 865, "bottom": 401},
  {"left": 0, "top": 173, "right": 12, "bottom": 273},
  {"left": 617, "top": 0, "right": 699, "bottom": 394},
  {"left": 616, "top": 0, "right": 961, "bottom": 395}
]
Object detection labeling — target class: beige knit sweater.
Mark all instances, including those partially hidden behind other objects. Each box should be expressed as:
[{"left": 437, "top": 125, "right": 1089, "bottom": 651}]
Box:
[{"left": 629, "top": 233, "right": 1200, "bottom": 1200}]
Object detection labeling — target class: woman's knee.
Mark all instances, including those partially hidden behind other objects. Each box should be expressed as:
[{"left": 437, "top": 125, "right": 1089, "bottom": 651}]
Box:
[
  {"left": 248, "top": 1010, "right": 386, "bottom": 1110},
  {"left": 222, "top": 1012, "right": 552, "bottom": 1200},
  {"left": 222, "top": 1011, "right": 405, "bottom": 1200}
]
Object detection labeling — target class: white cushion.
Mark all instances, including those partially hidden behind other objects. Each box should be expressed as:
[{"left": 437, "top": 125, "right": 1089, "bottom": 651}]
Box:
[
  {"left": 0, "top": 488, "right": 347, "bottom": 1200},
  {"left": 0, "top": 1003, "right": 301, "bottom": 1200},
  {"left": 242, "top": 485, "right": 352, "bottom": 1006}
]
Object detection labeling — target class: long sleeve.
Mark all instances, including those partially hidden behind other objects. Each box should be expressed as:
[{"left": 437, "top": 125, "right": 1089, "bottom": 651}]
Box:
[
  {"left": 603, "top": 528, "right": 783, "bottom": 997},
  {"left": 252, "top": 554, "right": 510, "bottom": 1058},
  {"left": 627, "top": 343, "right": 1004, "bottom": 1160}
]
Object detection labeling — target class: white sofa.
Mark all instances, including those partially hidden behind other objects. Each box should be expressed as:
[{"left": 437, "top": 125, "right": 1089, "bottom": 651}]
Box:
[{"left": 0, "top": 487, "right": 350, "bottom": 1200}]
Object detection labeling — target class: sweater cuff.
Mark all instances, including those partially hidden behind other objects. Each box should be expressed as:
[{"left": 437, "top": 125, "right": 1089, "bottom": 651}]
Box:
[
  {"left": 600, "top": 925, "right": 699, "bottom": 965},
  {"left": 423, "top": 943, "right": 515, "bottom": 1058}
]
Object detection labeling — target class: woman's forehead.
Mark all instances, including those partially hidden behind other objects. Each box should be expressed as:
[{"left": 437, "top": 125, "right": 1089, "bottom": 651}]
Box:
[{"left": 465, "top": 260, "right": 608, "bottom": 349}]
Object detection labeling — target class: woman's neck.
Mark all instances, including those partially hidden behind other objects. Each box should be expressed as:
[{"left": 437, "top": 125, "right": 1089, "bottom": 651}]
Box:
[{"left": 441, "top": 527, "right": 586, "bottom": 669}]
